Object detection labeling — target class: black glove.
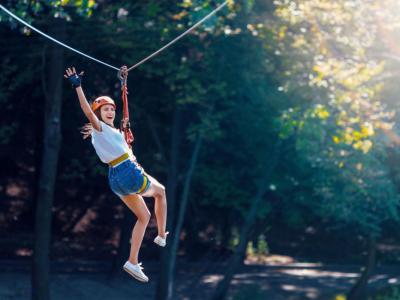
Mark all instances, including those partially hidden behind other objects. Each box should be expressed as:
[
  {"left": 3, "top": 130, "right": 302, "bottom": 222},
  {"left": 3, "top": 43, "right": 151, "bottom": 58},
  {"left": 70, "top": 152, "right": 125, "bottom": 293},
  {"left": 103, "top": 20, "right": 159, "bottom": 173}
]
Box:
[{"left": 67, "top": 72, "right": 83, "bottom": 88}]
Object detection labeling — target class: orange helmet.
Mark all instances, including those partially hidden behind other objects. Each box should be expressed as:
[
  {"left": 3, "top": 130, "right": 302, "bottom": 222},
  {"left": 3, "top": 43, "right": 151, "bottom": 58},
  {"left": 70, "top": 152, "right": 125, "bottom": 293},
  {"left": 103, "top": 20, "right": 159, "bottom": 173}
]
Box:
[{"left": 92, "top": 96, "right": 116, "bottom": 112}]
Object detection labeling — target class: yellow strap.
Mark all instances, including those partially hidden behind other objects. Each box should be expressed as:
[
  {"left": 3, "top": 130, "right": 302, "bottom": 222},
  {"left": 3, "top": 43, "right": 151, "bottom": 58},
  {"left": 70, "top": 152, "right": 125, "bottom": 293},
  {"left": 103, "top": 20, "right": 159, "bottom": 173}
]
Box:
[
  {"left": 137, "top": 175, "right": 148, "bottom": 194},
  {"left": 108, "top": 152, "right": 130, "bottom": 167}
]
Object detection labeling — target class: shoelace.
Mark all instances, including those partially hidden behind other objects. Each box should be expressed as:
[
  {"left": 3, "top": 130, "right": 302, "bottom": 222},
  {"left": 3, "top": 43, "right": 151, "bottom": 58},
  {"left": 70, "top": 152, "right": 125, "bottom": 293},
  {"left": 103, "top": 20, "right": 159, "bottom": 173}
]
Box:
[
  {"left": 160, "top": 231, "right": 169, "bottom": 240},
  {"left": 137, "top": 262, "right": 144, "bottom": 270}
]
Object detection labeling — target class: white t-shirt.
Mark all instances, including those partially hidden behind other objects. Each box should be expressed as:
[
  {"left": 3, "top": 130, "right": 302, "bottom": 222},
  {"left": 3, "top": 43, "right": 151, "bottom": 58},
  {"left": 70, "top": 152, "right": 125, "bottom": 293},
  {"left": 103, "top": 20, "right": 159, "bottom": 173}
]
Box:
[{"left": 91, "top": 121, "right": 135, "bottom": 164}]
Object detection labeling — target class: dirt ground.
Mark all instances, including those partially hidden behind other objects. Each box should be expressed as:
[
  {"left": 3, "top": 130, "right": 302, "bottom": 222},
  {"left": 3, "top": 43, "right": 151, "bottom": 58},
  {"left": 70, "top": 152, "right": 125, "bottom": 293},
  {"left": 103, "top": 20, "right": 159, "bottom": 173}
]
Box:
[{"left": 1, "top": 260, "right": 400, "bottom": 300}]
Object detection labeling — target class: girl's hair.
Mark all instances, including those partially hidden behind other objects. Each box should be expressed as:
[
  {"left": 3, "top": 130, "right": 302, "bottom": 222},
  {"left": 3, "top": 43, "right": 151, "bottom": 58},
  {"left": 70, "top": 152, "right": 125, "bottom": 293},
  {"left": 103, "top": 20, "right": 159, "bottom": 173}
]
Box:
[{"left": 80, "top": 104, "right": 103, "bottom": 139}]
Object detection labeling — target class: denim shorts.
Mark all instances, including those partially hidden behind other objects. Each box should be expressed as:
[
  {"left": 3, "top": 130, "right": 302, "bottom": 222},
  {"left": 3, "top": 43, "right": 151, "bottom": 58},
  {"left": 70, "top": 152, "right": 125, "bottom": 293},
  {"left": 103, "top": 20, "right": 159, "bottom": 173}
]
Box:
[{"left": 108, "top": 159, "right": 151, "bottom": 197}]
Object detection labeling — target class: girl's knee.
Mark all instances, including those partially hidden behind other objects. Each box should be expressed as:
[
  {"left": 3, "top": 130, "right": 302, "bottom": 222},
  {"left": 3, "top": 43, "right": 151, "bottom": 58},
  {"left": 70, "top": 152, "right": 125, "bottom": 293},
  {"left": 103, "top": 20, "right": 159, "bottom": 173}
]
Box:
[
  {"left": 145, "top": 211, "right": 151, "bottom": 222},
  {"left": 156, "top": 186, "right": 166, "bottom": 199},
  {"left": 138, "top": 211, "right": 151, "bottom": 224},
  {"left": 156, "top": 182, "right": 165, "bottom": 192},
  {"left": 160, "top": 185, "right": 166, "bottom": 195}
]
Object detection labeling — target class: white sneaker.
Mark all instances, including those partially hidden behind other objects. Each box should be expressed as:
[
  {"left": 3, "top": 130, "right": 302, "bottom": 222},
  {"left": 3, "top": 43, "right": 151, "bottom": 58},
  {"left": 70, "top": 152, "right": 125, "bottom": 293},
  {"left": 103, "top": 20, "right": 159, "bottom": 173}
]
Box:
[
  {"left": 123, "top": 261, "right": 149, "bottom": 283},
  {"left": 154, "top": 231, "right": 169, "bottom": 247}
]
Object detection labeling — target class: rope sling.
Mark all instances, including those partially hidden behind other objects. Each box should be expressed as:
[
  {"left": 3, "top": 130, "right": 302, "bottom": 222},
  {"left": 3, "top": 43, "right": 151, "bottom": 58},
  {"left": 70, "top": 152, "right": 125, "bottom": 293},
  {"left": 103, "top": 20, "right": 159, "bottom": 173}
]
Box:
[{"left": 118, "top": 66, "right": 134, "bottom": 147}]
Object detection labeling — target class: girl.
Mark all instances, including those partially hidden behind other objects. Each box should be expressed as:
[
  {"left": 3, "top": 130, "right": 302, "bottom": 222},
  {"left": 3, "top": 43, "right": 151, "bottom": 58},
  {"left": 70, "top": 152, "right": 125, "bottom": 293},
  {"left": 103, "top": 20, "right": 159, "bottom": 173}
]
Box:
[{"left": 64, "top": 67, "right": 168, "bottom": 283}]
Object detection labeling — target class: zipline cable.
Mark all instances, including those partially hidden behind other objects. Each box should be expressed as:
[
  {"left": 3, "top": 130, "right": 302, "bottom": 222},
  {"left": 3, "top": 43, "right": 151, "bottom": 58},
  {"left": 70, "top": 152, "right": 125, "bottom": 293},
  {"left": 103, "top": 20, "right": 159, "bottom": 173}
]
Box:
[
  {"left": 0, "top": 5, "right": 120, "bottom": 71},
  {"left": 0, "top": 1, "right": 229, "bottom": 72},
  {"left": 127, "top": 0, "right": 228, "bottom": 71}
]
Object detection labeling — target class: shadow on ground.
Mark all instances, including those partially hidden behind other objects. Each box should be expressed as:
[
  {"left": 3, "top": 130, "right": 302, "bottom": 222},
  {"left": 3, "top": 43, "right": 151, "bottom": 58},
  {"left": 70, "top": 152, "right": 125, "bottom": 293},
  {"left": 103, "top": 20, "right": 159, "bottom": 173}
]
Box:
[{"left": 1, "top": 261, "right": 400, "bottom": 300}]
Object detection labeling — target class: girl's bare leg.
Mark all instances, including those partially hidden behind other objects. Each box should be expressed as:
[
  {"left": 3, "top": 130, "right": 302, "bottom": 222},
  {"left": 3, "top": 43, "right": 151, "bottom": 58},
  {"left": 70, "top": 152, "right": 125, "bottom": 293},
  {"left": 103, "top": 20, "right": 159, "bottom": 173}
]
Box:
[
  {"left": 142, "top": 174, "right": 167, "bottom": 238},
  {"left": 120, "top": 194, "right": 151, "bottom": 264}
]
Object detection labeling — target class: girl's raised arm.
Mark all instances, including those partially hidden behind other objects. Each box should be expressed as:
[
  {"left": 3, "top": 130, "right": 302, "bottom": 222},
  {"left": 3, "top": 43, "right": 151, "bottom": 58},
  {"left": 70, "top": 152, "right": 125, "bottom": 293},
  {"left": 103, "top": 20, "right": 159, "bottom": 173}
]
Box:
[{"left": 64, "top": 67, "right": 101, "bottom": 131}]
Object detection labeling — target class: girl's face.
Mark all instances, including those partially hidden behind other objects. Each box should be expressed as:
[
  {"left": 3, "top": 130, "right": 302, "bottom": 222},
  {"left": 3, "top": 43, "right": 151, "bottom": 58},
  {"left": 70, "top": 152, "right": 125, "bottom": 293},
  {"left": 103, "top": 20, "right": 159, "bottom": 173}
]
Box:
[{"left": 100, "top": 104, "right": 116, "bottom": 126}]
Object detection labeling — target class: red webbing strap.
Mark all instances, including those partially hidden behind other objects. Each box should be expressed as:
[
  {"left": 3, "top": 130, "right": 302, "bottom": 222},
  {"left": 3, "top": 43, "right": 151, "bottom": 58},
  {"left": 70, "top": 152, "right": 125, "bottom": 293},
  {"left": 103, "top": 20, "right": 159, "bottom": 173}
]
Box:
[{"left": 122, "top": 83, "right": 134, "bottom": 147}]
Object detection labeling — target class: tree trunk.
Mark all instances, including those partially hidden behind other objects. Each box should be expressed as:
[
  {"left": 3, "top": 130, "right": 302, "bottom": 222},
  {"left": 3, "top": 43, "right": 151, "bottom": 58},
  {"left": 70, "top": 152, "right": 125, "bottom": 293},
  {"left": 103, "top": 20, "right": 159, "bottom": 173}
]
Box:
[
  {"left": 168, "top": 135, "right": 203, "bottom": 299},
  {"left": 211, "top": 191, "right": 268, "bottom": 300},
  {"left": 156, "top": 132, "right": 210, "bottom": 300},
  {"left": 156, "top": 59, "right": 225, "bottom": 300},
  {"left": 211, "top": 143, "right": 280, "bottom": 300},
  {"left": 347, "top": 235, "right": 377, "bottom": 300},
  {"left": 31, "top": 19, "right": 65, "bottom": 300},
  {"left": 156, "top": 106, "right": 182, "bottom": 300}
]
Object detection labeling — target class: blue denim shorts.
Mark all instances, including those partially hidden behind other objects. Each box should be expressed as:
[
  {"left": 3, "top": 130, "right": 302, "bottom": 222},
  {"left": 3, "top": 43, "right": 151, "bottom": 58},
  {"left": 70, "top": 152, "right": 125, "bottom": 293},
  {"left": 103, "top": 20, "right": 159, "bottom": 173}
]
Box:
[{"left": 108, "top": 159, "right": 151, "bottom": 197}]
